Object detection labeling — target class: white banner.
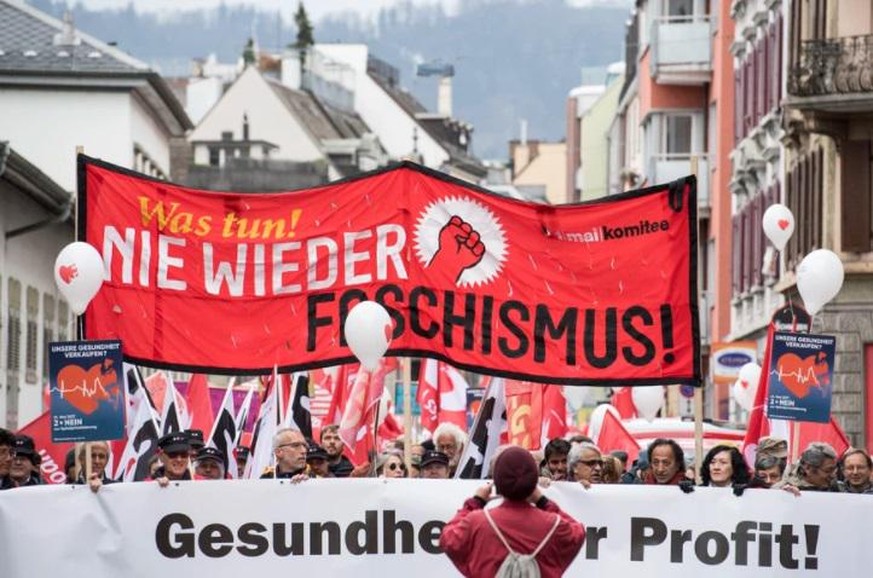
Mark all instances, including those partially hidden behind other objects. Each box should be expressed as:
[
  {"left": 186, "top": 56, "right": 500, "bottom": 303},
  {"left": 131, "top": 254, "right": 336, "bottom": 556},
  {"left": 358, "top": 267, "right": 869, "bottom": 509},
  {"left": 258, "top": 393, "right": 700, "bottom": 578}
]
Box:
[{"left": 0, "top": 479, "right": 871, "bottom": 576}]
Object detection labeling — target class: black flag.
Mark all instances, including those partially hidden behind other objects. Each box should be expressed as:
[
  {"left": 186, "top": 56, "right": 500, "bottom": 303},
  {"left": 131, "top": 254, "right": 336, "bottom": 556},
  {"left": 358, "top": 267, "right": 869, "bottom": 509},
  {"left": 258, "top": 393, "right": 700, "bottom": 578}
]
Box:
[{"left": 456, "top": 377, "right": 507, "bottom": 479}]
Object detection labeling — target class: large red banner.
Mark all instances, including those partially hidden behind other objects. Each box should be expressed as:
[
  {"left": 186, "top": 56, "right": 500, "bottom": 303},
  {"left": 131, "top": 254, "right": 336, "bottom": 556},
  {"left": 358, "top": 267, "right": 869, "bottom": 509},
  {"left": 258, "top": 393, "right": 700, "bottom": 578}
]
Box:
[{"left": 79, "top": 156, "right": 700, "bottom": 386}]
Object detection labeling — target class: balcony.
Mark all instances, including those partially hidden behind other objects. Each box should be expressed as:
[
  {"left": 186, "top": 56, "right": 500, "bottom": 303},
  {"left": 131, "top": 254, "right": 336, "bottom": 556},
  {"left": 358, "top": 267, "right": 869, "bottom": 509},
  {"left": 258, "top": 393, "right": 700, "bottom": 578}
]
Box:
[
  {"left": 649, "top": 154, "right": 710, "bottom": 213},
  {"left": 787, "top": 35, "right": 873, "bottom": 113},
  {"left": 650, "top": 15, "right": 712, "bottom": 85}
]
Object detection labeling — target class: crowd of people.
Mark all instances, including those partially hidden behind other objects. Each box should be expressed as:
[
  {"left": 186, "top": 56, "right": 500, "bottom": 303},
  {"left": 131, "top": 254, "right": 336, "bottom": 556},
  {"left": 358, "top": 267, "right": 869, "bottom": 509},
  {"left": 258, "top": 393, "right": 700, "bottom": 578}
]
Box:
[{"left": 1, "top": 420, "right": 872, "bottom": 496}]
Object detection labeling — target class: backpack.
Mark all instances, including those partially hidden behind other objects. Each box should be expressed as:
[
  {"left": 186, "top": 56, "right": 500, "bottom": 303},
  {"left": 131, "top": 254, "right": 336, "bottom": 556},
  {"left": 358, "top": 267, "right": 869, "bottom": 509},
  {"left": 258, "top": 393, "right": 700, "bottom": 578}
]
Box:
[{"left": 483, "top": 508, "right": 561, "bottom": 578}]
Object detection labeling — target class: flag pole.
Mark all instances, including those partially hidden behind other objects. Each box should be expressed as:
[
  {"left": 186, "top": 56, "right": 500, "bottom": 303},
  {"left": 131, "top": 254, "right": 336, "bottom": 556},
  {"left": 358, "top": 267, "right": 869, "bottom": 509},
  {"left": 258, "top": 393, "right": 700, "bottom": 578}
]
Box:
[
  {"left": 75, "top": 145, "right": 84, "bottom": 341},
  {"left": 690, "top": 155, "right": 704, "bottom": 485},
  {"left": 403, "top": 358, "right": 413, "bottom": 472}
]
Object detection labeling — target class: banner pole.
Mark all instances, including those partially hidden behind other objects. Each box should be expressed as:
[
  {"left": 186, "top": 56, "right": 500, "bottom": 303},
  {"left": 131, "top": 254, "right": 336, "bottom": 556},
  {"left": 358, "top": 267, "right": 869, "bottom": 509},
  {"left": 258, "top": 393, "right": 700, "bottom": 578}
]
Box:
[
  {"left": 791, "top": 421, "right": 801, "bottom": 463},
  {"left": 690, "top": 155, "right": 704, "bottom": 485},
  {"left": 75, "top": 145, "right": 84, "bottom": 340},
  {"left": 84, "top": 442, "right": 92, "bottom": 485},
  {"left": 403, "top": 358, "right": 413, "bottom": 472}
]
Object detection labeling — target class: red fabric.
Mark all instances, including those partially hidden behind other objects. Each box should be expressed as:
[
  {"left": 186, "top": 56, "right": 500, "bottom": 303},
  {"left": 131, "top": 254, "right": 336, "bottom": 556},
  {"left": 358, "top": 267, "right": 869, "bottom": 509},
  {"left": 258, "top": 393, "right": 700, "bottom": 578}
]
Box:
[
  {"left": 83, "top": 159, "right": 698, "bottom": 386},
  {"left": 610, "top": 387, "right": 637, "bottom": 419},
  {"left": 794, "top": 417, "right": 850, "bottom": 458},
  {"left": 539, "top": 385, "right": 568, "bottom": 444},
  {"left": 377, "top": 411, "right": 403, "bottom": 442},
  {"left": 338, "top": 359, "right": 397, "bottom": 465},
  {"left": 595, "top": 410, "right": 641, "bottom": 455},
  {"left": 417, "top": 359, "right": 439, "bottom": 432},
  {"left": 440, "top": 498, "right": 585, "bottom": 578},
  {"left": 185, "top": 374, "right": 214, "bottom": 436},
  {"left": 505, "top": 381, "right": 536, "bottom": 449},
  {"left": 17, "top": 411, "right": 74, "bottom": 485},
  {"left": 325, "top": 364, "right": 355, "bottom": 427},
  {"left": 144, "top": 372, "right": 170, "bottom": 413}
]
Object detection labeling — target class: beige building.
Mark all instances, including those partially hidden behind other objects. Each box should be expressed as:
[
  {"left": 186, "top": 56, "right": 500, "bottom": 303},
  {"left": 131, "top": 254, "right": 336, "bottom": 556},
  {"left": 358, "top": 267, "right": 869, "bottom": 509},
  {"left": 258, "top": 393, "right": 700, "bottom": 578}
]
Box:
[{"left": 509, "top": 138, "right": 567, "bottom": 205}]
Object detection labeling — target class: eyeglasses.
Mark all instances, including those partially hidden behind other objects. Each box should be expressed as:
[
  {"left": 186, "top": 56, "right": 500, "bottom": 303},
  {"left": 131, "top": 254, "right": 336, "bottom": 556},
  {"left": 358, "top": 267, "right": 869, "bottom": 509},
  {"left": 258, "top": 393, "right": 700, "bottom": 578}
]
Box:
[
  {"left": 578, "top": 459, "right": 603, "bottom": 467},
  {"left": 387, "top": 462, "right": 406, "bottom": 471},
  {"left": 278, "top": 442, "right": 307, "bottom": 450},
  {"left": 165, "top": 451, "right": 189, "bottom": 459}
]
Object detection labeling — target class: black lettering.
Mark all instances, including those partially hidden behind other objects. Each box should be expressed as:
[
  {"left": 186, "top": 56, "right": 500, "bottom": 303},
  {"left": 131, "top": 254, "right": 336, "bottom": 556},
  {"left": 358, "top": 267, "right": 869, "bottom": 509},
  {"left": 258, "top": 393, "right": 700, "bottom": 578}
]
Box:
[
  {"left": 198, "top": 523, "right": 233, "bottom": 558},
  {"left": 409, "top": 286, "right": 439, "bottom": 338},
  {"left": 775, "top": 525, "right": 799, "bottom": 569},
  {"left": 376, "top": 285, "right": 405, "bottom": 338},
  {"left": 584, "top": 526, "right": 607, "bottom": 560},
  {"left": 584, "top": 308, "right": 617, "bottom": 369},
  {"left": 418, "top": 520, "right": 445, "bottom": 554},
  {"left": 731, "top": 521, "right": 757, "bottom": 566},
  {"left": 758, "top": 523, "right": 773, "bottom": 567},
  {"left": 345, "top": 510, "right": 379, "bottom": 555},
  {"left": 622, "top": 306, "right": 656, "bottom": 366},
  {"left": 480, "top": 295, "right": 494, "bottom": 355},
  {"left": 533, "top": 305, "right": 577, "bottom": 365},
  {"left": 670, "top": 529, "right": 692, "bottom": 563},
  {"left": 660, "top": 304, "right": 675, "bottom": 364},
  {"left": 155, "top": 513, "right": 195, "bottom": 559},
  {"left": 694, "top": 531, "right": 729, "bottom": 565},
  {"left": 383, "top": 510, "right": 415, "bottom": 554},
  {"left": 339, "top": 289, "right": 369, "bottom": 347},
  {"left": 236, "top": 523, "right": 268, "bottom": 557},
  {"left": 443, "top": 291, "right": 476, "bottom": 350},
  {"left": 498, "top": 301, "right": 530, "bottom": 359},
  {"left": 630, "top": 517, "right": 666, "bottom": 562},
  {"left": 310, "top": 522, "right": 342, "bottom": 555},
  {"left": 307, "top": 293, "right": 335, "bottom": 351},
  {"left": 273, "top": 522, "right": 305, "bottom": 556}
]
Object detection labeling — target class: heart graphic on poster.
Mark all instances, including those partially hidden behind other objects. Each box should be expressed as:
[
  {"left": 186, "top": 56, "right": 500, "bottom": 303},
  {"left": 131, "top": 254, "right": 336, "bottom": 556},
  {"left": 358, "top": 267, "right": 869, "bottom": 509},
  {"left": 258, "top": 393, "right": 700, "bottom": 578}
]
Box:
[
  {"left": 778, "top": 219, "right": 790, "bottom": 231},
  {"left": 58, "top": 264, "right": 78, "bottom": 284},
  {"left": 56, "top": 363, "right": 113, "bottom": 415},
  {"left": 776, "top": 353, "right": 819, "bottom": 399}
]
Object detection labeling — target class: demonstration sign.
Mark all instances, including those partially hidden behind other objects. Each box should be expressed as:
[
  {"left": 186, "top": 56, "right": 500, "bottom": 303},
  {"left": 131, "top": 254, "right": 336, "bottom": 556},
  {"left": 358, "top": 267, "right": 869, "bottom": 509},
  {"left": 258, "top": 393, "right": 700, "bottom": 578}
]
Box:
[
  {"left": 79, "top": 156, "right": 700, "bottom": 386},
  {"left": 766, "top": 332, "right": 835, "bottom": 423},
  {"left": 48, "top": 339, "right": 125, "bottom": 442},
  {"left": 0, "top": 480, "right": 867, "bottom": 577}
]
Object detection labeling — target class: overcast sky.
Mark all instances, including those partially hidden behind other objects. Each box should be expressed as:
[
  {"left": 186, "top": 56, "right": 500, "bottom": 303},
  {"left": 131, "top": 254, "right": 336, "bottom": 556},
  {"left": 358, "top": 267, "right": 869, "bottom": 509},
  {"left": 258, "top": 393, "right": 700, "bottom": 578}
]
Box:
[{"left": 74, "top": 0, "right": 462, "bottom": 22}]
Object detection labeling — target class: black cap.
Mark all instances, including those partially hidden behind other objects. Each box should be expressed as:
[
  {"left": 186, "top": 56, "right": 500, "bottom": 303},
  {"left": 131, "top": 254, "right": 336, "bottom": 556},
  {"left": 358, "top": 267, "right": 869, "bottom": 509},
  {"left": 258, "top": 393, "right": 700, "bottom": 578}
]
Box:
[
  {"left": 420, "top": 450, "right": 450, "bottom": 468},
  {"left": 236, "top": 446, "right": 250, "bottom": 460},
  {"left": 158, "top": 432, "right": 191, "bottom": 454},
  {"left": 307, "top": 443, "right": 329, "bottom": 461},
  {"left": 12, "top": 435, "right": 36, "bottom": 457},
  {"left": 186, "top": 429, "right": 205, "bottom": 449},
  {"left": 194, "top": 446, "right": 225, "bottom": 465}
]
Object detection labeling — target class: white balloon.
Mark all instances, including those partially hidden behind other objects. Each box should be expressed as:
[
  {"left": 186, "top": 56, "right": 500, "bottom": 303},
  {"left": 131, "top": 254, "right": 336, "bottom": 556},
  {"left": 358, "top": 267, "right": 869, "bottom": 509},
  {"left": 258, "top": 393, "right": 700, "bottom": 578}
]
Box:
[
  {"left": 762, "top": 204, "right": 795, "bottom": 251},
  {"left": 344, "top": 301, "right": 393, "bottom": 371},
  {"left": 54, "top": 242, "right": 105, "bottom": 315},
  {"left": 733, "top": 362, "right": 761, "bottom": 411},
  {"left": 796, "top": 249, "right": 844, "bottom": 316},
  {"left": 631, "top": 386, "right": 664, "bottom": 422}
]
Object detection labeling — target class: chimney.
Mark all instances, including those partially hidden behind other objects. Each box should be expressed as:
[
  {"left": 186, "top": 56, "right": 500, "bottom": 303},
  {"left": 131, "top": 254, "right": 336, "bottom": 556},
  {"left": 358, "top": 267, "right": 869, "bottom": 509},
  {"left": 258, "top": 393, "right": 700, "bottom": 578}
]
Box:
[
  {"left": 53, "top": 11, "right": 81, "bottom": 46},
  {"left": 242, "top": 113, "right": 250, "bottom": 141},
  {"left": 437, "top": 76, "right": 452, "bottom": 117}
]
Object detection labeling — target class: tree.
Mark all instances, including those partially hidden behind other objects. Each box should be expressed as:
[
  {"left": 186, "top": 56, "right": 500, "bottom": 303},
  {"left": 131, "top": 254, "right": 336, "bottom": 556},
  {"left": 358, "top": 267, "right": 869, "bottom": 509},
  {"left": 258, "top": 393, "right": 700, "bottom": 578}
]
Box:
[{"left": 292, "top": 1, "right": 314, "bottom": 72}]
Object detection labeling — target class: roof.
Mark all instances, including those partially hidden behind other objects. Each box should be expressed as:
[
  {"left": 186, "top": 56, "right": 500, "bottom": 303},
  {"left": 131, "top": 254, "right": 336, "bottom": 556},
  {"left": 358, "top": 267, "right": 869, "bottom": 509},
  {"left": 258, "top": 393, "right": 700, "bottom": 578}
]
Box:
[
  {"left": 0, "top": 1, "right": 192, "bottom": 131},
  {"left": 267, "top": 77, "right": 369, "bottom": 141},
  {"left": 0, "top": 141, "right": 71, "bottom": 215}
]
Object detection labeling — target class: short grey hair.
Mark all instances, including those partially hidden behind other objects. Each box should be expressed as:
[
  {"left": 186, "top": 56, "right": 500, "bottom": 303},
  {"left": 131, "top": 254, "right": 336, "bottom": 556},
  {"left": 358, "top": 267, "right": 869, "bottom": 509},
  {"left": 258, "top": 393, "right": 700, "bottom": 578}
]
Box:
[
  {"left": 567, "top": 442, "right": 602, "bottom": 471},
  {"left": 272, "top": 427, "right": 302, "bottom": 450},
  {"left": 800, "top": 442, "right": 837, "bottom": 469},
  {"left": 433, "top": 422, "right": 467, "bottom": 447}
]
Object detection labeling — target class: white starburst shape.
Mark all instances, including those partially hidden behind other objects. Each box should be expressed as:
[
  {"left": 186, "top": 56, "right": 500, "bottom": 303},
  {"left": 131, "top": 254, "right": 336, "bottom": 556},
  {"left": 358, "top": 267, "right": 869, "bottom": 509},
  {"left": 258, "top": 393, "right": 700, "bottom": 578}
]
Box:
[{"left": 414, "top": 196, "right": 508, "bottom": 287}]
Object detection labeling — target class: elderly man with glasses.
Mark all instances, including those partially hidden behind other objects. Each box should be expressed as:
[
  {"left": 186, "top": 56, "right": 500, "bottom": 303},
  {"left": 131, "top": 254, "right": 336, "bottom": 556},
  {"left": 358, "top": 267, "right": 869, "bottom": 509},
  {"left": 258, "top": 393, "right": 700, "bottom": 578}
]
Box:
[
  {"left": 776, "top": 442, "right": 840, "bottom": 493},
  {"left": 261, "top": 427, "right": 309, "bottom": 482},
  {"left": 568, "top": 442, "right": 603, "bottom": 488}
]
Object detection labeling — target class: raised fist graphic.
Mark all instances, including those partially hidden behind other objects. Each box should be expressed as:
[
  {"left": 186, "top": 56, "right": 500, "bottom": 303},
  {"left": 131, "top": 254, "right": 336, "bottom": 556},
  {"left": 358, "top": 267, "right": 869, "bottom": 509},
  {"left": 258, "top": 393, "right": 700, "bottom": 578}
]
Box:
[{"left": 427, "top": 215, "right": 486, "bottom": 284}]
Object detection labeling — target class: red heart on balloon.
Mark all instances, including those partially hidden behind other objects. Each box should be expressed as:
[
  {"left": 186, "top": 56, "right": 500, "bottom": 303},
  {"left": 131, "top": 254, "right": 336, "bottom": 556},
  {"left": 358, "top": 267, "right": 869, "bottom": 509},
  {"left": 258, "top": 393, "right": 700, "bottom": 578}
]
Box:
[
  {"left": 775, "top": 353, "right": 821, "bottom": 399},
  {"left": 56, "top": 362, "right": 116, "bottom": 415},
  {"left": 777, "top": 219, "right": 790, "bottom": 230},
  {"left": 58, "top": 264, "right": 78, "bottom": 284},
  {"left": 739, "top": 380, "right": 749, "bottom": 390},
  {"left": 383, "top": 319, "right": 395, "bottom": 343}
]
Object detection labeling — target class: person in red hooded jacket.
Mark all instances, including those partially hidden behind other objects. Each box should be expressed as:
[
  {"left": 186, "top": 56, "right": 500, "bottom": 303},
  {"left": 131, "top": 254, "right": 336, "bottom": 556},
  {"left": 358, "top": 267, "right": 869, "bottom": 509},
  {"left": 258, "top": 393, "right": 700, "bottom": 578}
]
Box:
[{"left": 440, "top": 446, "right": 586, "bottom": 577}]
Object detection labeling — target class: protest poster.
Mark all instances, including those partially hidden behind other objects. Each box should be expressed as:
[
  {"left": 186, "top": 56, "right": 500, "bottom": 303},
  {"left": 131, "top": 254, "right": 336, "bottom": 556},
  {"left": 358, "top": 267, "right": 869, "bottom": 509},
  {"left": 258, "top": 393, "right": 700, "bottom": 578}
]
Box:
[
  {"left": 48, "top": 339, "right": 125, "bottom": 442},
  {"left": 766, "top": 332, "right": 836, "bottom": 423}
]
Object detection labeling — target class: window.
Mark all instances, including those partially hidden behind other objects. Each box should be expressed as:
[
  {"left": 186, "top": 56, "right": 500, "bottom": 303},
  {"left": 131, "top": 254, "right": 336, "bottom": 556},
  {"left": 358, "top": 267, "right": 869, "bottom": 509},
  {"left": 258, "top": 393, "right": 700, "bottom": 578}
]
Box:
[
  {"left": 42, "top": 294, "right": 55, "bottom": 381},
  {"left": 7, "top": 278, "right": 22, "bottom": 372},
  {"left": 666, "top": 0, "right": 694, "bottom": 19},
  {"left": 786, "top": 147, "right": 824, "bottom": 269},
  {"left": 58, "top": 300, "right": 70, "bottom": 342},
  {"left": 25, "top": 286, "right": 39, "bottom": 383},
  {"left": 208, "top": 147, "right": 220, "bottom": 167},
  {"left": 664, "top": 115, "right": 692, "bottom": 155}
]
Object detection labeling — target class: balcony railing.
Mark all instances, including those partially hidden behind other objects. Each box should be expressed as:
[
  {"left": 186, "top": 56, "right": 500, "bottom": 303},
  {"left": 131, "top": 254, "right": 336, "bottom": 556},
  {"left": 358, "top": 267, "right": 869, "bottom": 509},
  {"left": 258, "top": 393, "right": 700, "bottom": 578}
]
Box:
[
  {"left": 649, "top": 154, "right": 710, "bottom": 209},
  {"left": 788, "top": 35, "right": 873, "bottom": 97},
  {"left": 650, "top": 15, "right": 712, "bottom": 81}
]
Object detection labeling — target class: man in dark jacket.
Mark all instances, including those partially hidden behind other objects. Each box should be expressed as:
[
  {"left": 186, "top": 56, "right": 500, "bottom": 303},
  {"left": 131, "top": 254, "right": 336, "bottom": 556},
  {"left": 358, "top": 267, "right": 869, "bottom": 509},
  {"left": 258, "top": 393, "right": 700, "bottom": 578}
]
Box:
[
  {"left": 440, "top": 446, "right": 586, "bottom": 577},
  {"left": 0, "top": 436, "right": 43, "bottom": 489},
  {"left": 321, "top": 424, "right": 353, "bottom": 477},
  {"left": 261, "top": 427, "right": 309, "bottom": 482}
]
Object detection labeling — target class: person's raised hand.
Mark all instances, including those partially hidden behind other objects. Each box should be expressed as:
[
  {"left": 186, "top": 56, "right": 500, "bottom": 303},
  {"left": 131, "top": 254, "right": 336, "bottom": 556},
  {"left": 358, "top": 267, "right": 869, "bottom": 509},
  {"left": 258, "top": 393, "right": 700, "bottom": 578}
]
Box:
[{"left": 475, "top": 482, "right": 494, "bottom": 502}]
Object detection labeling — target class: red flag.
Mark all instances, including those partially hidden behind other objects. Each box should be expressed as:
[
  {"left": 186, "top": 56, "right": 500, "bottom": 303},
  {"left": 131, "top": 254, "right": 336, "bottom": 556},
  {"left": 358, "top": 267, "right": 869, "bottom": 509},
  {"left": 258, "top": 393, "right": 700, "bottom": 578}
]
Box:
[
  {"left": 144, "top": 371, "right": 170, "bottom": 411},
  {"left": 794, "top": 417, "right": 851, "bottom": 457},
  {"left": 17, "top": 411, "right": 74, "bottom": 485},
  {"left": 417, "top": 359, "right": 439, "bottom": 432},
  {"left": 595, "top": 409, "right": 641, "bottom": 456},
  {"left": 185, "top": 374, "right": 214, "bottom": 436},
  {"left": 338, "top": 359, "right": 396, "bottom": 466},
  {"left": 610, "top": 387, "right": 637, "bottom": 419},
  {"left": 741, "top": 324, "right": 777, "bottom": 464},
  {"left": 540, "top": 385, "right": 568, "bottom": 445},
  {"left": 438, "top": 362, "right": 469, "bottom": 431},
  {"left": 377, "top": 410, "right": 404, "bottom": 443},
  {"left": 505, "top": 380, "right": 536, "bottom": 449},
  {"left": 325, "top": 364, "right": 355, "bottom": 427}
]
